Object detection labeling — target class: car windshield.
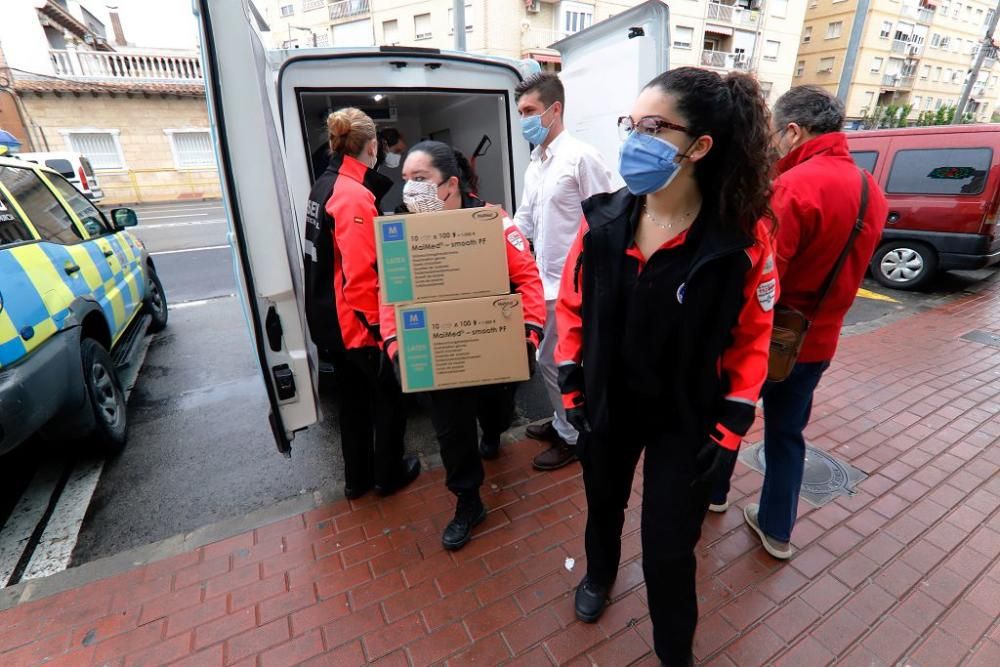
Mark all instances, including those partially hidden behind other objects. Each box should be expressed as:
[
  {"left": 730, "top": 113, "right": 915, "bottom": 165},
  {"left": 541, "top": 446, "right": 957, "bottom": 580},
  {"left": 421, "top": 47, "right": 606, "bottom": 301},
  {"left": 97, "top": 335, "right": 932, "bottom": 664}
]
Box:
[{"left": 45, "top": 159, "right": 75, "bottom": 179}]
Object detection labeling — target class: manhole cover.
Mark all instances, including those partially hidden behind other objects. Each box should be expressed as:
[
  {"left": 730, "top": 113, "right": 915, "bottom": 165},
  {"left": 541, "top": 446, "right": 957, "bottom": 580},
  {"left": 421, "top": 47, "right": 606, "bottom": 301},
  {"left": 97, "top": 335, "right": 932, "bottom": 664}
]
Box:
[
  {"left": 738, "top": 443, "right": 868, "bottom": 507},
  {"left": 961, "top": 330, "right": 1000, "bottom": 349}
]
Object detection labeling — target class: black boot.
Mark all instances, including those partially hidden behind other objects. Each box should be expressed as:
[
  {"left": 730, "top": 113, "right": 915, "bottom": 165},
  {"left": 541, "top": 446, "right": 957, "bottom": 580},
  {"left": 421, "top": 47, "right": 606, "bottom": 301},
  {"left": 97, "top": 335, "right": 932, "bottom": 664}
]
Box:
[
  {"left": 479, "top": 433, "right": 501, "bottom": 460},
  {"left": 441, "top": 493, "right": 487, "bottom": 551},
  {"left": 375, "top": 456, "right": 421, "bottom": 496},
  {"left": 574, "top": 575, "right": 610, "bottom": 623}
]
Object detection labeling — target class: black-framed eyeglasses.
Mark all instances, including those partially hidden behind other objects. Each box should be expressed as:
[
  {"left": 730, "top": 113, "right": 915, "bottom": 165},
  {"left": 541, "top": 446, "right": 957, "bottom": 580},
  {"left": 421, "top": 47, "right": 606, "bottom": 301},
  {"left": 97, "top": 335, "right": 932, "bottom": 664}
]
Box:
[{"left": 617, "top": 115, "right": 689, "bottom": 141}]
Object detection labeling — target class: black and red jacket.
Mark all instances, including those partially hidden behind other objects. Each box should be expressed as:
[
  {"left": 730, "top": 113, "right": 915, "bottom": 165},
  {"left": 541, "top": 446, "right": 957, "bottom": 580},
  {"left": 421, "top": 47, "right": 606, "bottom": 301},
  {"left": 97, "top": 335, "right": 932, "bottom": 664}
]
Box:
[
  {"left": 381, "top": 194, "right": 546, "bottom": 360},
  {"left": 304, "top": 153, "right": 392, "bottom": 353},
  {"left": 555, "top": 189, "right": 776, "bottom": 451}
]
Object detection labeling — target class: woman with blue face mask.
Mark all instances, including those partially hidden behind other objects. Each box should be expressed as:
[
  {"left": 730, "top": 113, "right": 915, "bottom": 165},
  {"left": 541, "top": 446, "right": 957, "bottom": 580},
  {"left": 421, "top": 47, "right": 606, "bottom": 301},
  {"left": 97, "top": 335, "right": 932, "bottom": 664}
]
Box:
[{"left": 553, "top": 68, "right": 779, "bottom": 666}]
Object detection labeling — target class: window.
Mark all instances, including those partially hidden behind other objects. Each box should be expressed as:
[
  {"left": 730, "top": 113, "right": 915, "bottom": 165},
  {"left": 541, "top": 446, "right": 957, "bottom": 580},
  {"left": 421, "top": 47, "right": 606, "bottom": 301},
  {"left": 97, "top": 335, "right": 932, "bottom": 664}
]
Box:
[
  {"left": 795, "top": 60, "right": 805, "bottom": 76},
  {"left": 888, "top": 148, "right": 992, "bottom": 195},
  {"left": 771, "top": 0, "right": 788, "bottom": 18},
  {"left": 165, "top": 130, "right": 215, "bottom": 169},
  {"left": 921, "top": 64, "right": 931, "bottom": 79},
  {"left": 951, "top": 69, "right": 961, "bottom": 83},
  {"left": 880, "top": 21, "right": 893, "bottom": 39},
  {"left": 966, "top": 5, "right": 973, "bottom": 22},
  {"left": 280, "top": 4, "right": 294, "bottom": 17},
  {"left": 931, "top": 33, "right": 941, "bottom": 47},
  {"left": 945, "top": 68, "right": 954, "bottom": 82},
  {"left": 940, "top": 36, "right": 951, "bottom": 49},
  {"left": 871, "top": 57, "right": 884, "bottom": 72},
  {"left": 826, "top": 21, "right": 843, "bottom": 39},
  {"left": 414, "top": 13, "right": 431, "bottom": 40},
  {"left": 763, "top": 40, "right": 780, "bottom": 61},
  {"left": 851, "top": 151, "right": 879, "bottom": 173},
  {"left": 818, "top": 56, "right": 835, "bottom": 72},
  {"left": 934, "top": 66, "right": 942, "bottom": 81},
  {"left": 863, "top": 91, "right": 875, "bottom": 109},
  {"left": 63, "top": 131, "right": 124, "bottom": 170},
  {"left": 47, "top": 174, "right": 110, "bottom": 237},
  {"left": 43, "top": 159, "right": 74, "bottom": 179},
  {"left": 314, "top": 32, "right": 329, "bottom": 47},
  {"left": 925, "top": 97, "right": 933, "bottom": 110},
  {"left": 802, "top": 26, "right": 812, "bottom": 43},
  {"left": 561, "top": 2, "right": 593, "bottom": 35},
  {"left": 447, "top": 3, "right": 473, "bottom": 33},
  {"left": 382, "top": 20, "right": 398, "bottom": 44},
  {"left": 0, "top": 188, "right": 33, "bottom": 247},
  {"left": 0, "top": 166, "right": 81, "bottom": 244},
  {"left": 913, "top": 96, "right": 923, "bottom": 109},
  {"left": 953, "top": 3, "right": 961, "bottom": 19},
  {"left": 674, "top": 26, "right": 694, "bottom": 49},
  {"left": 759, "top": 80, "right": 773, "bottom": 101},
  {"left": 977, "top": 8, "right": 984, "bottom": 23}
]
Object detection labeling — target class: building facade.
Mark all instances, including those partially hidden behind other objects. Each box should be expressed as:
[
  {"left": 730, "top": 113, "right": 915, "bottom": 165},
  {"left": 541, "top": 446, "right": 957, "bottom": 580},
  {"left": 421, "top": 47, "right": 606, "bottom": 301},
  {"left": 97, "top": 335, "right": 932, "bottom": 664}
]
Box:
[
  {"left": 0, "top": 0, "right": 220, "bottom": 204},
  {"left": 795, "top": 0, "right": 1000, "bottom": 124},
  {"left": 258, "top": 0, "right": 807, "bottom": 102}
]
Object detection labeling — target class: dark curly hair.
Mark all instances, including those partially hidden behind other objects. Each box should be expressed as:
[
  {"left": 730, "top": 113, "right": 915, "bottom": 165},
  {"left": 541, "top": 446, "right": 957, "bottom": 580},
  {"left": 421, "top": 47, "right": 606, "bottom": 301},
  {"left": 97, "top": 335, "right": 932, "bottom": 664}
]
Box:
[
  {"left": 408, "top": 140, "right": 479, "bottom": 195},
  {"left": 644, "top": 67, "right": 775, "bottom": 236}
]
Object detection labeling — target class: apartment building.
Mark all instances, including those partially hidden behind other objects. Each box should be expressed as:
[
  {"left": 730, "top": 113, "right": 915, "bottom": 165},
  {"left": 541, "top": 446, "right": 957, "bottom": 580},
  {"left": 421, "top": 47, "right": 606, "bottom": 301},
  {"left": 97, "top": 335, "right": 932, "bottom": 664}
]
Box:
[
  {"left": 795, "top": 0, "right": 1000, "bottom": 125},
  {"left": 258, "top": 0, "right": 807, "bottom": 101},
  {"left": 0, "top": 0, "right": 220, "bottom": 203}
]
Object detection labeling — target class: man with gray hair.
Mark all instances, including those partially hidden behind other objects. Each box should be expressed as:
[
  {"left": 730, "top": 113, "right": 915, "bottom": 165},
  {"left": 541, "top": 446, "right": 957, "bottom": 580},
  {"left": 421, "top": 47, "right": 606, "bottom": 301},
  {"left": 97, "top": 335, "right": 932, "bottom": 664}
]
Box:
[{"left": 710, "top": 85, "right": 888, "bottom": 559}]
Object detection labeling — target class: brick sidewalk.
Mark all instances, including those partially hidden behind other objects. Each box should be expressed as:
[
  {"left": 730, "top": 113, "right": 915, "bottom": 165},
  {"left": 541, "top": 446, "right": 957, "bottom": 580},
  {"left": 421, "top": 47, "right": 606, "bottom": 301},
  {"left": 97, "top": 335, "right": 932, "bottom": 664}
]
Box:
[{"left": 1, "top": 278, "right": 998, "bottom": 667}]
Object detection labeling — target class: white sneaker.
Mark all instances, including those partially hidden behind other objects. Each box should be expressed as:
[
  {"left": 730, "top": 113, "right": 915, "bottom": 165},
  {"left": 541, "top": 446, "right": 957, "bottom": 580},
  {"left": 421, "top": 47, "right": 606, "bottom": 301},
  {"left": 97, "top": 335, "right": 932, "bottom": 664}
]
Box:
[
  {"left": 744, "top": 503, "right": 793, "bottom": 560},
  {"left": 708, "top": 501, "right": 729, "bottom": 513}
]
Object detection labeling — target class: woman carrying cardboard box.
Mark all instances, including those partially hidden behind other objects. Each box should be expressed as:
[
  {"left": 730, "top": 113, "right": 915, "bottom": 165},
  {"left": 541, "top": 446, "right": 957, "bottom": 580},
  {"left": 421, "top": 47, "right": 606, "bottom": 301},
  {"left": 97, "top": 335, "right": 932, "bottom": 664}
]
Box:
[
  {"left": 303, "top": 107, "right": 421, "bottom": 501},
  {"left": 381, "top": 141, "right": 546, "bottom": 551}
]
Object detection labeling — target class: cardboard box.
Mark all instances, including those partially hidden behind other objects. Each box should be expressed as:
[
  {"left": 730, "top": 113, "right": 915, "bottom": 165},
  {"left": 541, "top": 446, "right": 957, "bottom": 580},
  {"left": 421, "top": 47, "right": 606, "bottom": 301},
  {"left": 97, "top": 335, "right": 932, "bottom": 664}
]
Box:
[
  {"left": 395, "top": 294, "right": 529, "bottom": 393},
  {"left": 375, "top": 207, "right": 509, "bottom": 305}
]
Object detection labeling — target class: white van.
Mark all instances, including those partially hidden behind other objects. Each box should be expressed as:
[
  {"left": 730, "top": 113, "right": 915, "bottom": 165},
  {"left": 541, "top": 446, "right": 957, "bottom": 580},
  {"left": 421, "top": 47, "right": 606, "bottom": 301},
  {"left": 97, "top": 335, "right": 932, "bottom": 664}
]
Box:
[
  {"left": 16, "top": 151, "right": 104, "bottom": 202},
  {"left": 194, "top": 0, "right": 669, "bottom": 454}
]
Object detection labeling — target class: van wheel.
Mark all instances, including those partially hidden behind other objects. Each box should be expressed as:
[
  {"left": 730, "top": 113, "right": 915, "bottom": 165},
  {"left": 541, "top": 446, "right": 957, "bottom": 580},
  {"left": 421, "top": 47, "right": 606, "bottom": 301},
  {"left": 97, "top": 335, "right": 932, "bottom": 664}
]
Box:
[
  {"left": 82, "top": 337, "right": 127, "bottom": 456},
  {"left": 144, "top": 268, "right": 168, "bottom": 333},
  {"left": 871, "top": 241, "right": 937, "bottom": 290}
]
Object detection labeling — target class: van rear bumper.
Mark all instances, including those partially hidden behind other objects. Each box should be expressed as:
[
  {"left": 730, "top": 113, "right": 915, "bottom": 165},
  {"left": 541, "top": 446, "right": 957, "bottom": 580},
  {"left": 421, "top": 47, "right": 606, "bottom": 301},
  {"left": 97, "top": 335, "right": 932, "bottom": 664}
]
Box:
[{"left": 883, "top": 229, "right": 1000, "bottom": 271}]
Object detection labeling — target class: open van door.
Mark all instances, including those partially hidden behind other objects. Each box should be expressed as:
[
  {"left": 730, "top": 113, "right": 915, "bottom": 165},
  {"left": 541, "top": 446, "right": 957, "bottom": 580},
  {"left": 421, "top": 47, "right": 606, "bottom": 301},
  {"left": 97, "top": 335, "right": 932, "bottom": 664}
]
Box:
[
  {"left": 195, "top": 0, "right": 317, "bottom": 455},
  {"left": 553, "top": 0, "right": 670, "bottom": 187}
]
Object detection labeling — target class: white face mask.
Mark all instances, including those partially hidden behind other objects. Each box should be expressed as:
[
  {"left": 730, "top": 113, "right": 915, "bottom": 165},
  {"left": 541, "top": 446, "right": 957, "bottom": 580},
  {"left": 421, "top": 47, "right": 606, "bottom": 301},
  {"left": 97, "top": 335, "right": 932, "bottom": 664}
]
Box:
[
  {"left": 402, "top": 180, "right": 445, "bottom": 213},
  {"left": 383, "top": 151, "right": 402, "bottom": 169}
]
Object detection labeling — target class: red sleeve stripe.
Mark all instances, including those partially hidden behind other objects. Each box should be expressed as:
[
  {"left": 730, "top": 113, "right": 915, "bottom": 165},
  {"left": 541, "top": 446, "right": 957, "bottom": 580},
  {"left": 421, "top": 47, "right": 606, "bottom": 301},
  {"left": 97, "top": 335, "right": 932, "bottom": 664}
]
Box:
[{"left": 711, "top": 423, "right": 743, "bottom": 451}]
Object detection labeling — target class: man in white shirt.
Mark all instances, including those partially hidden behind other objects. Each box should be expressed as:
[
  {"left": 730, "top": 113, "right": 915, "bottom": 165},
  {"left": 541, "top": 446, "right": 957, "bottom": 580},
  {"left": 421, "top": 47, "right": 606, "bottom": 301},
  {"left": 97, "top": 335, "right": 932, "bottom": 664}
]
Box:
[{"left": 513, "top": 72, "right": 614, "bottom": 471}]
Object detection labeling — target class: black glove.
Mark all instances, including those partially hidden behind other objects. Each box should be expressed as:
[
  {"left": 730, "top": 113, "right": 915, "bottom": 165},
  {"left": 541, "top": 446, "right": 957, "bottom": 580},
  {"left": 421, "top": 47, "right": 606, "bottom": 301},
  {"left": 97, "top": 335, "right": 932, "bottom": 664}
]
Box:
[
  {"left": 693, "top": 439, "right": 738, "bottom": 487},
  {"left": 391, "top": 353, "right": 402, "bottom": 387},
  {"left": 526, "top": 341, "right": 537, "bottom": 377},
  {"left": 566, "top": 406, "right": 591, "bottom": 435}
]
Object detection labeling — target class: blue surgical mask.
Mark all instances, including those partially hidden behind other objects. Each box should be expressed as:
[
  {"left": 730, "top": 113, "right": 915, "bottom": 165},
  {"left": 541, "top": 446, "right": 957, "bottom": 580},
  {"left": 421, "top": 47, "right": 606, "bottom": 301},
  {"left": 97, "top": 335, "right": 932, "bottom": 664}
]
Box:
[
  {"left": 520, "top": 104, "right": 554, "bottom": 145},
  {"left": 618, "top": 131, "right": 687, "bottom": 196}
]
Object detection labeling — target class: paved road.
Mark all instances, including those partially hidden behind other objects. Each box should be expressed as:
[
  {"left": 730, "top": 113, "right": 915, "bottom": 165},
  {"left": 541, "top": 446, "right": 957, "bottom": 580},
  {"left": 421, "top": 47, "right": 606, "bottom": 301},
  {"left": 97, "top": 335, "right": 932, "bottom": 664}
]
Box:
[{"left": 0, "top": 199, "right": 996, "bottom": 578}]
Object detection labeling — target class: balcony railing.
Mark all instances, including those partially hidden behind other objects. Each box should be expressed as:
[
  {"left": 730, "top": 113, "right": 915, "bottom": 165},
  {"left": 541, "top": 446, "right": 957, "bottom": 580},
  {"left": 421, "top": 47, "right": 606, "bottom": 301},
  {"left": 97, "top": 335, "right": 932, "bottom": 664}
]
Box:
[
  {"left": 705, "top": 2, "right": 761, "bottom": 29},
  {"left": 303, "top": 0, "right": 326, "bottom": 10},
  {"left": 891, "top": 39, "right": 908, "bottom": 54},
  {"left": 882, "top": 74, "right": 915, "bottom": 89},
  {"left": 329, "top": 0, "right": 369, "bottom": 21},
  {"left": 521, "top": 27, "right": 570, "bottom": 51},
  {"left": 49, "top": 48, "right": 202, "bottom": 82},
  {"left": 900, "top": 4, "right": 935, "bottom": 23},
  {"left": 701, "top": 49, "right": 751, "bottom": 71}
]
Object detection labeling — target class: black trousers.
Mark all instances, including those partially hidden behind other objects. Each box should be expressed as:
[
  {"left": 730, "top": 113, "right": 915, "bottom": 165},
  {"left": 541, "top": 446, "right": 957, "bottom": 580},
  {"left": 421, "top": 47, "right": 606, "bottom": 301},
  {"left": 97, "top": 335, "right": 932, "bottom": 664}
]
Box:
[
  {"left": 429, "top": 383, "right": 516, "bottom": 497},
  {"left": 335, "top": 346, "right": 407, "bottom": 489},
  {"left": 580, "top": 424, "right": 710, "bottom": 666}
]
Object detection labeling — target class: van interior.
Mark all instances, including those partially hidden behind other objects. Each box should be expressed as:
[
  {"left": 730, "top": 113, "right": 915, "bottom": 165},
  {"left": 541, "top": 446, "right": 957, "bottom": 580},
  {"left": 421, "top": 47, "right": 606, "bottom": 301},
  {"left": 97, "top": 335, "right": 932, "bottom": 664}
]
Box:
[{"left": 297, "top": 90, "right": 513, "bottom": 215}]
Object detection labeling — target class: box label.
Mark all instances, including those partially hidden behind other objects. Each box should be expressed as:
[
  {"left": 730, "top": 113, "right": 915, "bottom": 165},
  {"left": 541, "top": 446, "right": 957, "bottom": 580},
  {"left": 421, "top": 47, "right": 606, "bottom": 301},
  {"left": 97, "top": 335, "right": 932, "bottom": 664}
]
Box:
[
  {"left": 379, "top": 219, "right": 414, "bottom": 303},
  {"left": 399, "top": 307, "right": 434, "bottom": 390}
]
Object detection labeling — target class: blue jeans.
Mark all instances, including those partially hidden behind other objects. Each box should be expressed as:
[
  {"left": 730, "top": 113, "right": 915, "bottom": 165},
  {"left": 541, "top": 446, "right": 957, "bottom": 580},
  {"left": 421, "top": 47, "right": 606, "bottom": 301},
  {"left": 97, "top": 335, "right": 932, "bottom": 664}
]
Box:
[{"left": 711, "top": 360, "right": 829, "bottom": 543}]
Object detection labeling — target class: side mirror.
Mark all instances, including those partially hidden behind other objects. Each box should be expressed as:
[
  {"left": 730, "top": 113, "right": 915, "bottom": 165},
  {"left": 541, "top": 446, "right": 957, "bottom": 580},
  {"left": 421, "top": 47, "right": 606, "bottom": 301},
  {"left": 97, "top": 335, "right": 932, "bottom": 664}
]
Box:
[{"left": 111, "top": 208, "right": 138, "bottom": 228}]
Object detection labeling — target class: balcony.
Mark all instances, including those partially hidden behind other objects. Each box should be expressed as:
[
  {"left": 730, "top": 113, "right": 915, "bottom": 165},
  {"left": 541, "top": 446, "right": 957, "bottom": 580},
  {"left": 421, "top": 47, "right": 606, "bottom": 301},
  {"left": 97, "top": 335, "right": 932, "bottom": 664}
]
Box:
[
  {"left": 900, "top": 4, "right": 935, "bottom": 24},
  {"left": 49, "top": 48, "right": 202, "bottom": 82},
  {"left": 303, "top": 0, "right": 326, "bottom": 10},
  {"left": 705, "top": 2, "right": 761, "bottom": 29},
  {"left": 882, "top": 74, "right": 915, "bottom": 89},
  {"left": 701, "top": 50, "right": 751, "bottom": 71},
  {"left": 329, "top": 0, "right": 369, "bottom": 21},
  {"left": 521, "top": 27, "right": 570, "bottom": 51}
]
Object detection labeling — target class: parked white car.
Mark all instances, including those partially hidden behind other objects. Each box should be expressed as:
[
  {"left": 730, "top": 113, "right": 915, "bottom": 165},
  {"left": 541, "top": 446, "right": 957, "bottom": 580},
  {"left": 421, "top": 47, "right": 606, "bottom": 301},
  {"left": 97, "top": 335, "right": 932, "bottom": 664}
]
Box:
[{"left": 16, "top": 151, "right": 104, "bottom": 202}]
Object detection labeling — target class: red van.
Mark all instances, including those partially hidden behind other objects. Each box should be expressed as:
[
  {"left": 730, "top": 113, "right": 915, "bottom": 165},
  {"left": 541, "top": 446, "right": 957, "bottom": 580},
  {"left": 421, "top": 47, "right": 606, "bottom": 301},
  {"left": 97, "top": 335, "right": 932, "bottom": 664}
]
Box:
[{"left": 846, "top": 125, "right": 1000, "bottom": 289}]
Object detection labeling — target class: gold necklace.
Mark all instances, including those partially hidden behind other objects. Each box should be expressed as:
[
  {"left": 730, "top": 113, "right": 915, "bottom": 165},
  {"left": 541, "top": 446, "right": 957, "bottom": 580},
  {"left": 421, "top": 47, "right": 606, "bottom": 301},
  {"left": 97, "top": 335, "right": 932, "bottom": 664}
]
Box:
[{"left": 644, "top": 203, "right": 697, "bottom": 231}]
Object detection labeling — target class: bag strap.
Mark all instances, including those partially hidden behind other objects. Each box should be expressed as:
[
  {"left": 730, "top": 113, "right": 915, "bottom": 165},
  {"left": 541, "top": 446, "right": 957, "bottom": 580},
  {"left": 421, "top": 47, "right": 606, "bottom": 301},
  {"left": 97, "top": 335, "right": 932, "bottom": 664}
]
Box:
[{"left": 811, "top": 168, "right": 869, "bottom": 318}]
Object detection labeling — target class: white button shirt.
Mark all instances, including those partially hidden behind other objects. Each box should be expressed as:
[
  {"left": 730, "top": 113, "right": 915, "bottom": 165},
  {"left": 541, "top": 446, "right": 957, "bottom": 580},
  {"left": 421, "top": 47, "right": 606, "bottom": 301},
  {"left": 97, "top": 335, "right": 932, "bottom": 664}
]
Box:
[{"left": 513, "top": 131, "right": 614, "bottom": 301}]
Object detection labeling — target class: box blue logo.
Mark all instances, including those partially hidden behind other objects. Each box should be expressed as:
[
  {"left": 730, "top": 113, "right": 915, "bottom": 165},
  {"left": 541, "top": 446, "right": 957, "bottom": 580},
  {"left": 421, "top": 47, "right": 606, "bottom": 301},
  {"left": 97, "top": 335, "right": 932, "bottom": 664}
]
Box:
[
  {"left": 382, "top": 221, "right": 405, "bottom": 242},
  {"left": 402, "top": 309, "right": 426, "bottom": 330}
]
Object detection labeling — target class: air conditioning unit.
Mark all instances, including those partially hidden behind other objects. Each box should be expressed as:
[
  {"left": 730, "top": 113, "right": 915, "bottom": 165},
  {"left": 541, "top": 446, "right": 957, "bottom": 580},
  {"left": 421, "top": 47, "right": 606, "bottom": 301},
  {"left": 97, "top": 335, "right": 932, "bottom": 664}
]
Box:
[{"left": 527, "top": 0, "right": 541, "bottom": 14}]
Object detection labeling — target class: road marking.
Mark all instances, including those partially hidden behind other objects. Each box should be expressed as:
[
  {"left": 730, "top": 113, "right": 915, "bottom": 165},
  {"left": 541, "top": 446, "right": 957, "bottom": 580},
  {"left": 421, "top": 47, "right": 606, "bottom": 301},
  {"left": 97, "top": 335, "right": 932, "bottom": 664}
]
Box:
[
  {"left": 141, "top": 219, "right": 227, "bottom": 230},
  {"left": 139, "top": 212, "right": 219, "bottom": 220},
  {"left": 169, "top": 294, "right": 236, "bottom": 310},
  {"left": 152, "top": 244, "right": 231, "bottom": 256},
  {"left": 0, "top": 461, "right": 64, "bottom": 587},
  {"left": 21, "top": 460, "right": 104, "bottom": 582},
  {"left": 857, "top": 287, "right": 900, "bottom": 303}
]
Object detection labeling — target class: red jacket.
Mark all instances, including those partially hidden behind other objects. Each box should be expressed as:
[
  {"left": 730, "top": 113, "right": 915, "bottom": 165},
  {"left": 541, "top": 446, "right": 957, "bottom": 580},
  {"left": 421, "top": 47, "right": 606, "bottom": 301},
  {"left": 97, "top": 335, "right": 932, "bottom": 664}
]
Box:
[
  {"left": 772, "top": 132, "right": 888, "bottom": 362},
  {"left": 381, "top": 203, "right": 546, "bottom": 359},
  {"left": 555, "top": 188, "right": 776, "bottom": 451},
  {"left": 326, "top": 155, "right": 386, "bottom": 350}
]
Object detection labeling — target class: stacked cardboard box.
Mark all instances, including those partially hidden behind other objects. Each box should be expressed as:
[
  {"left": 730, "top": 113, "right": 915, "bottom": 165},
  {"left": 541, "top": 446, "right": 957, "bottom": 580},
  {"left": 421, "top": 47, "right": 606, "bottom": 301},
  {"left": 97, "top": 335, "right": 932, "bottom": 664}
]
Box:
[{"left": 374, "top": 207, "right": 529, "bottom": 393}]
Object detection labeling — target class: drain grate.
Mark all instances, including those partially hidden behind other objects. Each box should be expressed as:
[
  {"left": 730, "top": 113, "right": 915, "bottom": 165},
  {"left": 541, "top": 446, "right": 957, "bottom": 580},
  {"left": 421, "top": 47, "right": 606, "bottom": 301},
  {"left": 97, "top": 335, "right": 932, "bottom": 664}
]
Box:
[
  {"left": 738, "top": 443, "right": 868, "bottom": 507},
  {"left": 961, "top": 330, "right": 1000, "bottom": 349}
]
